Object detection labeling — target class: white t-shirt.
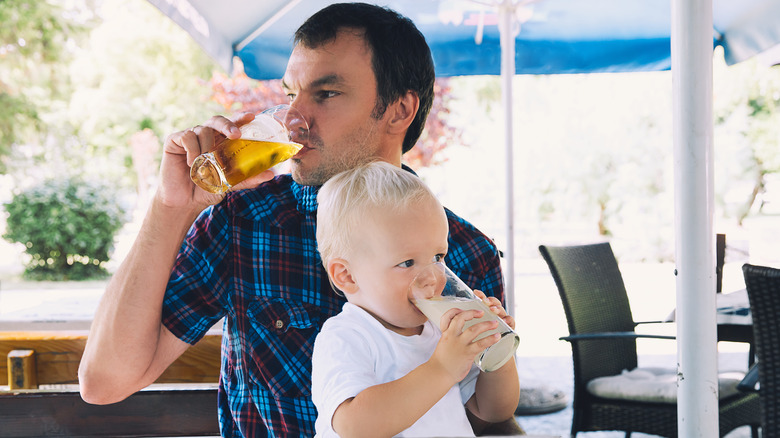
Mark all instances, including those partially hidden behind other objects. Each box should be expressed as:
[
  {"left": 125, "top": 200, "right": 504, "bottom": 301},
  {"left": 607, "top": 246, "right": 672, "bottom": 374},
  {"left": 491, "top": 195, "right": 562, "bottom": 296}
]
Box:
[{"left": 312, "top": 302, "right": 479, "bottom": 437}]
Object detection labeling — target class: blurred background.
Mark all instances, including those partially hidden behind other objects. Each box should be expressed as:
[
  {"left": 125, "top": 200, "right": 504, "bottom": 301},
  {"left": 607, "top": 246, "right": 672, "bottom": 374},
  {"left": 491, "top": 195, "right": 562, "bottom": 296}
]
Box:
[
  {"left": 3, "top": 1, "right": 778, "bottom": 435},
  {"left": 2, "top": 0, "right": 779, "bottom": 344}
]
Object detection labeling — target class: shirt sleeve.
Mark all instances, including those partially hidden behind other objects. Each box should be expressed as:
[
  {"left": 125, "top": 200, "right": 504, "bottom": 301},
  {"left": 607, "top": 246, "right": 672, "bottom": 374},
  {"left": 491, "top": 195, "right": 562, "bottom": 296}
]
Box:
[
  {"left": 161, "top": 205, "right": 231, "bottom": 344},
  {"left": 444, "top": 208, "right": 505, "bottom": 304}
]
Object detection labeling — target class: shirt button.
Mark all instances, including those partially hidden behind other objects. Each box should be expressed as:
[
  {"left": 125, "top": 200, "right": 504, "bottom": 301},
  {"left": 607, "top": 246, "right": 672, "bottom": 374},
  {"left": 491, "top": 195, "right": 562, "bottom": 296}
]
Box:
[{"left": 275, "top": 319, "right": 284, "bottom": 329}]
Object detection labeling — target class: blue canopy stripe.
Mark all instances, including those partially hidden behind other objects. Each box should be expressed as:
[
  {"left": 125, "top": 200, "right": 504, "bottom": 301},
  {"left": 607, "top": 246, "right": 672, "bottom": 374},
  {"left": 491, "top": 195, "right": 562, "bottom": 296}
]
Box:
[{"left": 147, "top": 0, "right": 780, "bottom": 80}]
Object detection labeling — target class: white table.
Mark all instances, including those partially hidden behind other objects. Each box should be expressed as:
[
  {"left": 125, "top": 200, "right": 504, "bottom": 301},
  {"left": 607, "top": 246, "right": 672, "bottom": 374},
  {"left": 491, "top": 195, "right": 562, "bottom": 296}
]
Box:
[{"left": 665, "top": 288, "right": 751, "bottom": 325}]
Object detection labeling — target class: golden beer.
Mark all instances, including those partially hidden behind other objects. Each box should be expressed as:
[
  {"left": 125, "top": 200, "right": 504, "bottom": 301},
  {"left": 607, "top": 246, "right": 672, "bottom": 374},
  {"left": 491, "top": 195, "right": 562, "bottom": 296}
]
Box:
[
  {"left": 190, "top": 139, "right": 302, "bottom": 194},
  {"left": 189, "top": 104, "right": 308, "bottom": 194}
]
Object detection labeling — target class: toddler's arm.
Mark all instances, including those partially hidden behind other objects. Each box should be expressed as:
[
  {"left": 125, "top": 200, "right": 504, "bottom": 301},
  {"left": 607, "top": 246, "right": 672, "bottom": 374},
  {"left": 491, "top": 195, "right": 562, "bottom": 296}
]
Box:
[{"left": 331, "top": 308, "right": 499, "bottom": 438}]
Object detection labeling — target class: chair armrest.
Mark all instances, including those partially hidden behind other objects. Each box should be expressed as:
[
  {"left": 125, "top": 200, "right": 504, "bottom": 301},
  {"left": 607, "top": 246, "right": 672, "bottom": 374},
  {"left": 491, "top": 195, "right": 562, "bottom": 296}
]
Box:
[
  {"left": 635, "top": 320, "right": 673, "bottom": 326},
  {"left": 737, "top": 363, "right": 759, "bottom": 392},
  {"left": 560, "top": 332, "right": 676, "bottom": 342}
]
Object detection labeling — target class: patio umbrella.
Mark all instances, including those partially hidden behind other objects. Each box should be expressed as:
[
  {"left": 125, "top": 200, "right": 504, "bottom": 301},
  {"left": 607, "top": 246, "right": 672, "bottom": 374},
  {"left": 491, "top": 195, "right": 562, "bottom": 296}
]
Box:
[
  {"left": 147, "top": 0, "right": 780, "bottom": 434},
  {"left": 148, "top": 0, "right": 780, "bottom": 78}
]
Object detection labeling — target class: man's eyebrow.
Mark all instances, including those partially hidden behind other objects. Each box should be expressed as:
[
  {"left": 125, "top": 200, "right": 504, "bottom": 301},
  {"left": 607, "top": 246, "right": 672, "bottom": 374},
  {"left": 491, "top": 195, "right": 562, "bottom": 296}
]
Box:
[
  {"left": 310, "top": 74, "right": 343, "bottom": 88},
  {"left": 283, "top": 74, "right": 345, "bottom": 91}
]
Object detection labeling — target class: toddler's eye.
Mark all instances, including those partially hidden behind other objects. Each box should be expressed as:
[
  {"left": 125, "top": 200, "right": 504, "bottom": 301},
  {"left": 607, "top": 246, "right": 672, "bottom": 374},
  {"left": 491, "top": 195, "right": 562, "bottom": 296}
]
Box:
[
  {"left": 433, "top": 254, "right": 445, "bottom": 263},
  {"left": 397, "top": 260, "right": 415, "bottom": 268}
]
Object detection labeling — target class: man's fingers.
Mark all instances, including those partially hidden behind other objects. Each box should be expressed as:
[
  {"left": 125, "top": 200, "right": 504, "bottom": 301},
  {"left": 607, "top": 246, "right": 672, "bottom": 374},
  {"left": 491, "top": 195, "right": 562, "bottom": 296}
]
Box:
[
  {"left": 230, "top": 112, "right": 256, "bottom": 131},
  {"left": 202, "top": 113, "right": 254, "bottom": 139},
  {"left": 170, "top": 113, "right": 257, "bottom": 164}
]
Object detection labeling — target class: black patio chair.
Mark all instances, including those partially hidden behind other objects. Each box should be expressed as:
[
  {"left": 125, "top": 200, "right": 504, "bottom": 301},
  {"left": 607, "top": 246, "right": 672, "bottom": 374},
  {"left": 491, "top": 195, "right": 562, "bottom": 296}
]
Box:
[
  {"left": 741, "top": 263, "right": 780, "bottom": 437},
  {"left": 716, "top": 233, "right": 726, "bottom": 293},
  {"left": 539, "top": 242, "right": 760, "bottom": 438}
]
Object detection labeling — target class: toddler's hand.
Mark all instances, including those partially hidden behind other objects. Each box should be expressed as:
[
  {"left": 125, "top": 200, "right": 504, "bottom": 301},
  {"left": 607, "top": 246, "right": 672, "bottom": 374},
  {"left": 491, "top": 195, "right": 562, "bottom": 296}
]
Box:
[{"left": 431, "top": 308, "right": 500, "bottom": 382}]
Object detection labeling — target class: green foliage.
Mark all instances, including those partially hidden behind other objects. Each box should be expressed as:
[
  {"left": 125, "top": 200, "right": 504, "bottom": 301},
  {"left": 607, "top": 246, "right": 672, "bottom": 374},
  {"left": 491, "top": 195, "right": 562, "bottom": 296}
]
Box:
[
  {"left": 0, "top": 93, "right": 38, "bottom": 173},
  {"left": 713, "top": 58, "right": 780, "bottom": 223},
  {"left": 0, "top": 0, "right": 78, "bottom": 62},
  {"left": 3, "top": 177, "right": 126, "bottom": 280},
  {"left": 0, "top": 0, "right": 96, "bottom": 174},
  {"left": 67, "top": 0, "right": 222, "bottom": 164}
]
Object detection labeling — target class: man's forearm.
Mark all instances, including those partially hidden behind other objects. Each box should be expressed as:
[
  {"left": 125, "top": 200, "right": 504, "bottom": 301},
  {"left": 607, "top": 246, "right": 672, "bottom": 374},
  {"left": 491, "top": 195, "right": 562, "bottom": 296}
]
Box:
[{"left": 79, "top": 195, "right": 200, "bottom": 404}]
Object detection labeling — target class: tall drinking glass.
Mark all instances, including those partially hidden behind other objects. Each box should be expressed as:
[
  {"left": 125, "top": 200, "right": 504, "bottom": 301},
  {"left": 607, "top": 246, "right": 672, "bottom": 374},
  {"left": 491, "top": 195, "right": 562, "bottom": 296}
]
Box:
[
  {"left": 190, "top": 104, "right": 309, "bottom": 194},
  {"left": 410, "top": 262, "right": 519, "bottom": 372}
]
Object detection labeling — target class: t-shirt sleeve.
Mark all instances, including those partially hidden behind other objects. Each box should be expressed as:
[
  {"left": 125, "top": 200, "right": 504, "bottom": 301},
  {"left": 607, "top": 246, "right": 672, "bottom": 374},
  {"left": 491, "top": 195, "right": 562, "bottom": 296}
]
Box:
[{"left": 311, "top": 321, "right": 379, "bottom": 436}]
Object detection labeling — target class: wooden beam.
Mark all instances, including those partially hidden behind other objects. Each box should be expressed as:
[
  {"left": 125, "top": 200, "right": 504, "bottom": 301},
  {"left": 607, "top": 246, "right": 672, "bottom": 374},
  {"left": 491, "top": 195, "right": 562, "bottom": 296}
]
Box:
[
  {"left": 0, "top": 331, "right": 221, "bottom": 386},
  {"left": 0, "top": 387, "right": 219, "bottom": 437},
  {"left": 1, "top": 331, "right": 86, "bottom": 386}
]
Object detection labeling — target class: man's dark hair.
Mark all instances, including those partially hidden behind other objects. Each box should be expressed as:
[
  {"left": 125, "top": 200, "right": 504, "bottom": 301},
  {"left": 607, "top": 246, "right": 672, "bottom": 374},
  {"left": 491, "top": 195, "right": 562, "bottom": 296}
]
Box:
[{"left": 294, "top": 2, "right": 435, "bottom": 154}]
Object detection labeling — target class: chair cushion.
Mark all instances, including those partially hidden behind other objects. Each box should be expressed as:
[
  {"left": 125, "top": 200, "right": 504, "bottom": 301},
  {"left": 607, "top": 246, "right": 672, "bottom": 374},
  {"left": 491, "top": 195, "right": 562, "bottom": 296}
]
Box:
[{"left": 586, "top": 367, "right": 745, "bottom": 404}]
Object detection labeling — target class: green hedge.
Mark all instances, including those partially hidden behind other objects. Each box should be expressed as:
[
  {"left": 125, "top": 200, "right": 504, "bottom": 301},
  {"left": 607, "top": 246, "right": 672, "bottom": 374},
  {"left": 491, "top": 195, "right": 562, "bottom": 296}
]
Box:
[{"left": 3, "top": 177, "right": 126, "bottom": 280}]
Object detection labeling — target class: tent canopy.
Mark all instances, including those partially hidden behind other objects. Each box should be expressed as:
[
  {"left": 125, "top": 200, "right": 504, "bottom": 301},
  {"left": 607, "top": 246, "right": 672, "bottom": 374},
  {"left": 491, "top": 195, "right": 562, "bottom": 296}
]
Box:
[{"left": 148, "top": 0, "right": 780, "bottom": 80}]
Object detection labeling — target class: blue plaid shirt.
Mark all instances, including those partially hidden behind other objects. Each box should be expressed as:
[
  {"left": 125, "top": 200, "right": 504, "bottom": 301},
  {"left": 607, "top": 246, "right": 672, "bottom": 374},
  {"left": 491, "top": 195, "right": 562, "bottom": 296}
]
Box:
[{"left": 162, "top": 171, "right": 504, "bottom": 437}]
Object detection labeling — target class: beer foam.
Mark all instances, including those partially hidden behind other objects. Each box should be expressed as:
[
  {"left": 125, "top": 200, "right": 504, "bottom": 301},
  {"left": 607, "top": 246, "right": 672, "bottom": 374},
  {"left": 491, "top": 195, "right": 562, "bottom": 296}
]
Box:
[{"left": 240, "top": 114, "right": 288, "bottom": 142}]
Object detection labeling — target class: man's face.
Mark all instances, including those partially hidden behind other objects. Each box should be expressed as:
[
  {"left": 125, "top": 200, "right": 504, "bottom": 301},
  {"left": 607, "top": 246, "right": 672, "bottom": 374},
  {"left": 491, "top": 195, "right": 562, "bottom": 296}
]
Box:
[
  {"left": 345, "top": 197, "right": 449, "bottom": 336},
  {"left": 282, "top": 29, "right": 398, "bottom": 186}
]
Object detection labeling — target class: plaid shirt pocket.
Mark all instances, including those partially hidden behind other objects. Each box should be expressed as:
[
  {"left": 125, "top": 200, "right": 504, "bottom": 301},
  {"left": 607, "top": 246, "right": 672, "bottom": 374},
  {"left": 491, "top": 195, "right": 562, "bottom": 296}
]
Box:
[{"left": 244, "top": 297, "right": 322, "bottom": 399}]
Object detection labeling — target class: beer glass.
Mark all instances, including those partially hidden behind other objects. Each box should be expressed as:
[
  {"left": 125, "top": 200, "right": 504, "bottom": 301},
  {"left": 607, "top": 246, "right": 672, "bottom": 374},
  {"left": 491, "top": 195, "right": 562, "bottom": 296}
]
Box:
[
  {"left": 410, "top": 262, "right": 519, "bottom": 372},
  {"left": 190, "top": 104, "right": 309, "bottom": 194}
]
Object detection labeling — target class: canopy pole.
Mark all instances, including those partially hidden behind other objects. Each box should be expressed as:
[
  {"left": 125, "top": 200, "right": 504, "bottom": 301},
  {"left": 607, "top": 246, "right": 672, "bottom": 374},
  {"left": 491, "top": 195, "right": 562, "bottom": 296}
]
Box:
[
  {"left": 235, "top": 0, "right": 304, "bottom": 52},
  {"left": 672, "top": 0, "right": 717, "bottom": 435},
  {"left": 498, "top": 0, "right": 516, "bottom": 318}
]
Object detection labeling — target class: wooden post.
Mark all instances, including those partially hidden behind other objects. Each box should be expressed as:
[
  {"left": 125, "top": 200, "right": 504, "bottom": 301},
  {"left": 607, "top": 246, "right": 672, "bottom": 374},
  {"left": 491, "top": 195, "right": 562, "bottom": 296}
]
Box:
[{"left": 8, "top": 349, "right": 37, "bottom": 389}]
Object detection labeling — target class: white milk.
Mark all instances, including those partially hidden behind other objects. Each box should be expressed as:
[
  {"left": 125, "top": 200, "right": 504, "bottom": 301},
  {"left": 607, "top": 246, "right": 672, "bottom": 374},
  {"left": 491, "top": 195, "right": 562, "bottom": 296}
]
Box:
[{"left": 414, "top": 296, "right": 519, "bottom": 371}]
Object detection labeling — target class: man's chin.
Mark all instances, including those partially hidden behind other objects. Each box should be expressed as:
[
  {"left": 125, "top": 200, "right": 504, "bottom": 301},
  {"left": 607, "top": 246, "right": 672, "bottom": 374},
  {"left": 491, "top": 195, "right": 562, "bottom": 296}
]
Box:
[{"left": 290, "top": 161, "right": 324, "bottom": 187}]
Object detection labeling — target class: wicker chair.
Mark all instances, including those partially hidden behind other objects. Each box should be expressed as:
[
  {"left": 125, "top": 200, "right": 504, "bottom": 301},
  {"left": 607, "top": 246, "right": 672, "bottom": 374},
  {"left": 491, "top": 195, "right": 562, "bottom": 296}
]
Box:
[
  {"left": 716, "top": 233, "right": 726, "bottom": 293},
  {"left": 539, "top": 242, "right": 760, "bottom": 437},
  {"left": 742, "top": 263, "right": 780, "bottom": 437}
]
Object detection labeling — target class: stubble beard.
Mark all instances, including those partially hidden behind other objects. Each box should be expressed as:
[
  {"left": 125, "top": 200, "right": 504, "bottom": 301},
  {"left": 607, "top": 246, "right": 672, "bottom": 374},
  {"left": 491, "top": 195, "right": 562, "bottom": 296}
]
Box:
[
  {"left": 291, "top": 147, "right": 378, "bottom": 187},
  {"left": 290, "top": 119, "right": 383, "bottom": 187}
]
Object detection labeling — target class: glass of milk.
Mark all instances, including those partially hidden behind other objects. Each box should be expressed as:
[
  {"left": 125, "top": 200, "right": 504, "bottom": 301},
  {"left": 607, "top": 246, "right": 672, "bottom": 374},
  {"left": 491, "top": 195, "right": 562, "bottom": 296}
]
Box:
[{"left": 410, "top": 262, "right": 519, "bottom": 372}]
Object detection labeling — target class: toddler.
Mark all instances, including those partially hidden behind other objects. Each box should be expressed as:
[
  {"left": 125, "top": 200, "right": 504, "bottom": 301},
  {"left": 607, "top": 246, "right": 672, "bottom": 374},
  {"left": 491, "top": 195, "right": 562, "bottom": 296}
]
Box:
[{"left": 312, "top": 161, "right": 519, "bottom": 437}]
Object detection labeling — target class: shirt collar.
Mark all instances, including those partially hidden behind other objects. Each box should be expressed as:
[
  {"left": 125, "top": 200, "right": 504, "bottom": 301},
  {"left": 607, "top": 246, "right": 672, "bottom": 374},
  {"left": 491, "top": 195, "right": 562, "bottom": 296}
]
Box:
[{"left": 291, "top": 180, "right": 319, "bottom": 214}]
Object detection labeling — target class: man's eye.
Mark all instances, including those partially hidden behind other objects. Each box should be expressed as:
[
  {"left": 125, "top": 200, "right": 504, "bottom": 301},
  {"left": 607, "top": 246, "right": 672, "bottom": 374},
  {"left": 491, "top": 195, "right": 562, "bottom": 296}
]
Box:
[
  {"left": 398, "top": 260, "right": 414, "bottom": 268},
  {"left": 316, "top": 90, "right": 339, "bottom": 100}
]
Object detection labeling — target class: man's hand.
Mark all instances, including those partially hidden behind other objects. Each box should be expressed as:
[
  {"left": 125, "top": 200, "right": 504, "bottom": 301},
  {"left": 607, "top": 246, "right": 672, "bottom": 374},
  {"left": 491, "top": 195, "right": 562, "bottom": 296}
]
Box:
[{"left": 158, "top": 113, "right": 256, "bottom": 210}]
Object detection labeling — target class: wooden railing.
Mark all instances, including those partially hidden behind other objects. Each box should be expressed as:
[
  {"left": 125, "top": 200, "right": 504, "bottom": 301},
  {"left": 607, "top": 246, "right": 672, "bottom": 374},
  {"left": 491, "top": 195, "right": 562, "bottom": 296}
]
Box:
[{"left": 1, "top": 330, "right": 222, "bottom": 437}]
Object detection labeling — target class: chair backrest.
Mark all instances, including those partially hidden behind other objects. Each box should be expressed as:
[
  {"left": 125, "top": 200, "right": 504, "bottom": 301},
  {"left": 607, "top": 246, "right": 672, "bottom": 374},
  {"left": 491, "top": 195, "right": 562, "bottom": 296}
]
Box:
[
  {"left": 742, "top": 263, "right": 780, "bottom": 435},
  {"left": 539, "top": 242, "right": 638, "bottom": 383},
  {"left": 716, "top": 233, "right": 726, "bottom": 293}
]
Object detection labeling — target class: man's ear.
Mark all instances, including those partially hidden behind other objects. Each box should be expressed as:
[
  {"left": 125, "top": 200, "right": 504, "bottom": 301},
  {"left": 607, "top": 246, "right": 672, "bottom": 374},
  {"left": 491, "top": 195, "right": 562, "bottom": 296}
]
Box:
[
  {"left": 327, "top": 258, "right": 359, "bottom": 295},
  {"left": 386, "top": 90, "right": 419, "bottom": 135}
]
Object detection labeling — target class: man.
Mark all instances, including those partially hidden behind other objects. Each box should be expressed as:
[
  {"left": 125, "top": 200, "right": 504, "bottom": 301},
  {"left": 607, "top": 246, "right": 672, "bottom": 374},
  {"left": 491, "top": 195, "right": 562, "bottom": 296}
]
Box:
[{"left": 79, "top": 3, "right": 523, "bottom": 436}]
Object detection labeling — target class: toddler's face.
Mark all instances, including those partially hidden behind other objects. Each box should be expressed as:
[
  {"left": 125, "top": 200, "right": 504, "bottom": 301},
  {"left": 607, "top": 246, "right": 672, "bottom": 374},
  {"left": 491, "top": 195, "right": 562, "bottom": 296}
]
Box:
[{"left": 346, "top": 197, "right": 448, "bottom": 336}]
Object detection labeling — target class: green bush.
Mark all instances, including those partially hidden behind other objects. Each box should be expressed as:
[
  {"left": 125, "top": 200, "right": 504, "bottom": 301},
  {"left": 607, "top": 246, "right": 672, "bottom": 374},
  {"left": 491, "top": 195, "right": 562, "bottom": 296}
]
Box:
[{"left": 3, "top": 177, "right": 127, "bottom": 280}]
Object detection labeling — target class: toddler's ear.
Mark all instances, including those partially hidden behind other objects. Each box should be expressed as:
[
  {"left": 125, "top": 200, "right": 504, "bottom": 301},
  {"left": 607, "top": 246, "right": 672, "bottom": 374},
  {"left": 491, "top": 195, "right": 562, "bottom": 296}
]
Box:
[{"left": 327, "top": 258, "right": 359, "bottom": 295}]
